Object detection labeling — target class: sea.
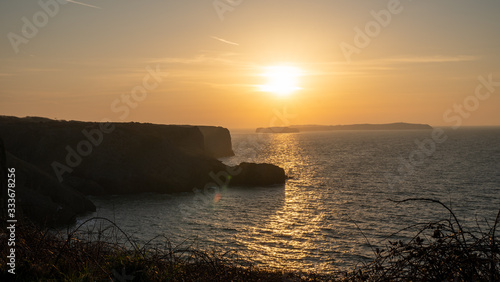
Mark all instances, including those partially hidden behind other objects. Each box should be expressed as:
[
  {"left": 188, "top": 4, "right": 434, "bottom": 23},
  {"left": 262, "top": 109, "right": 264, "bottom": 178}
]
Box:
[{"left": 75, "top": 127, "right": 500, "bottom": 274}]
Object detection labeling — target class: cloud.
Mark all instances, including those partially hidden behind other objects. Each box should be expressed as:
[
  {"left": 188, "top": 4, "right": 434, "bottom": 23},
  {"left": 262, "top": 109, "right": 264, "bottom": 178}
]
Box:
[
  {"left": 385, "top": 55, "right": 478, "bottom": 64},
  {"left": 66, "top": 0, "right": 102, "bottom": 9},
  {"left": 319, "top": 55, "right": 478, "bottom": 68},
  {"left": 211, "top": 36, "right": 240, "bottom": 46},
  {"left": 311, "top": 55, "right": 479, "bottom": 76},
  {"left": 151, "top": 52, "right": 244, "bottom": 66}
]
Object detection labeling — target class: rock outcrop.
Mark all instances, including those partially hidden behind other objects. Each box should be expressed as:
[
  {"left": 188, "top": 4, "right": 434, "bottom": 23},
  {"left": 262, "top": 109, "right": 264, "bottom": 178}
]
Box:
[
  {"left": 0, "top": 137, "right": 96, "bottom": 225},
  {"left": 197, "top": 126, "right": 234, "bottom": 158},
  {"left": 0, "top": 117, "right": 230, "bottom": 195},
  {"left": 230, "top": 163, "right": 287, "bottom": 186}
]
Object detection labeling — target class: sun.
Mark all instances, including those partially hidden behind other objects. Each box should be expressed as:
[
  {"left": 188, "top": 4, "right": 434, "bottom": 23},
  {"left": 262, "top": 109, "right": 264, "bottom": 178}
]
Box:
[{"left": 259, "top": 65, "right": 303, "bottom": 97}]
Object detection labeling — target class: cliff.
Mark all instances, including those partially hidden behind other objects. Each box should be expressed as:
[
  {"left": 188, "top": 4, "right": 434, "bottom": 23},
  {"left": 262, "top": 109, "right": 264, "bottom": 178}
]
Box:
[
  {"left": 0, "top": 116, "right": 232, "bottom": 195},
  {"left": 0, "top": 137, "right": 96, "bottom": 225},
  {"left": 197, "top": 126, "right": 234, "bottom": 158},
  {"left": 0, "top": 116, "right": 285, "bottom": 224}
]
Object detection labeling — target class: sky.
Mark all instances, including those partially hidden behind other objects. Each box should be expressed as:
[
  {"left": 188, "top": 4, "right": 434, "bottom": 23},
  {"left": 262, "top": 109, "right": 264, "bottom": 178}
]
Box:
[{"left": 1, "top": 0, "right": 499, "bottom": 129}]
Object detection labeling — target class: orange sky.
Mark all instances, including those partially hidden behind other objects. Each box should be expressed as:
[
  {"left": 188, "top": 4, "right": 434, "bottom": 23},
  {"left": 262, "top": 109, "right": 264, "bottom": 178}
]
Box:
[{"left": 1, "top": 0, "right": 499, "bottom": 129}]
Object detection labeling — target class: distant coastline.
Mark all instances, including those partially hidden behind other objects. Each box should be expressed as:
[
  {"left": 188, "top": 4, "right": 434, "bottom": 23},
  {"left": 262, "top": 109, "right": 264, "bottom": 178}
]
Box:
[
  {"left": 256, "top": 122, "right": 432, "bottom": 133},
  {"left": 255, "top": 127, "right": 300, "bottom": 133}
]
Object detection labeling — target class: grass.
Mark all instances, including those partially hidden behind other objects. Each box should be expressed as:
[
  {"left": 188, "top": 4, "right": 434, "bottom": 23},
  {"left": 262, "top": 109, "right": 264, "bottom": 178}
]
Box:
[
  {"left": 0, "top": 217, "right": 326, "bottom": 281},
  {"left": 342, "top": 198, "right": 500, "bottom": 281},
  {"left": 1, "top": 199, "right": 500, "bottom": 281}
]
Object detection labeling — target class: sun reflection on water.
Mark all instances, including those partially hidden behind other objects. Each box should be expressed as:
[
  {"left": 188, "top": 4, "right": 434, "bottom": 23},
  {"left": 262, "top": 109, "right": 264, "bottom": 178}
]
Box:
[
  {"left": 75, "top": 129, "right": 500, "bottom": 274},
  {"left": 234, "top": 133, "right": 335, "bottom": 272}
]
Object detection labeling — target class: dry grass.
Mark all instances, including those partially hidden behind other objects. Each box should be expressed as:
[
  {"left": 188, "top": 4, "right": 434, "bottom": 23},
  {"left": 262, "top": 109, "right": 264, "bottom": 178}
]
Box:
[
  {"left": 0, "top": 217, "right": 326, "bottom": 281},
  {"left": 341, "top": 198, "right": 500, "bottom": 281}
]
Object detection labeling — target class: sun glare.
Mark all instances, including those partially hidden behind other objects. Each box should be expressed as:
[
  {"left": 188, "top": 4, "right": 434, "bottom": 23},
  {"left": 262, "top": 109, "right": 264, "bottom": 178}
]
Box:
[{"left": 259, "top": 65, "right": 303, "bottom": 97}]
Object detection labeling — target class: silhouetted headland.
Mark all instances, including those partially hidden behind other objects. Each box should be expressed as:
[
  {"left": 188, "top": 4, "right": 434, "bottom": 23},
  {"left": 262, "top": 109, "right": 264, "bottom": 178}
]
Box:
[
  {"left": 0, "top": 116, "right": 286, "bottom": 225},
  {"left": 256, "top": 122, "right": 432, "bottom": 133},
  {"left": 255, "top": 127, "right": 300, "bottom": 133}
]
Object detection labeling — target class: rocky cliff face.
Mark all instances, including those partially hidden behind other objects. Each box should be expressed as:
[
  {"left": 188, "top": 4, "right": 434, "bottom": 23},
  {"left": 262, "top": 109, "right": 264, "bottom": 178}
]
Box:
[
  {"left": 0, "top": 116, "right": 286, "bottom": 224},
  {"left": 197, "top": 126, "right": 234, "bottom": 158},
  {"left": 1, "top": 137, "right": 96, "bottom": 225},
  {"left": 0, "top": 116, "right": 228, "bottom": 195}
]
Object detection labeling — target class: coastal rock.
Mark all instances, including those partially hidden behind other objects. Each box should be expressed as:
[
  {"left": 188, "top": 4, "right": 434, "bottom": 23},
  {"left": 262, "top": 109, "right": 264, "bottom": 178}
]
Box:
[
  {"left": 0, "top": 116, "right": 213, "bottom": 159},
  {"left": 0, "top": 116, "right": 285, "bottom": 195},
  {"left": 1, "top": 138, "right": 96, "bottom": 225},
  {"left": 230, "top": 162, "right": 287, "bottom": 186},
  {"left": 0, "top": 116, "right": 230, "bottom": 194},
  {"left": 0, "top": 116, "right": 287, "bottom": 224},
  {"left": 197, "top": 126, "right": 234, "bottom": 158}
]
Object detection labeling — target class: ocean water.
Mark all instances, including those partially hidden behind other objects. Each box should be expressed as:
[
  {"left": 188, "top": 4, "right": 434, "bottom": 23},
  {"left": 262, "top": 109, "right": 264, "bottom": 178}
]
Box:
[{"left": 75, "top": 127, "right": 500, "bottom": 273}]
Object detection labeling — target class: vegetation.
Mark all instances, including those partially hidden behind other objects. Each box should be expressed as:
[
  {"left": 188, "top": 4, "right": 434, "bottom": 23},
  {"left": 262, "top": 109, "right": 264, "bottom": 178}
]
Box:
[
  {"left": 342, "top": 198, "right": 500, "bottom": 281},
  {"left": 1, "top": 199, "right": 499, "bottom": 281},
  {"left": 0, "top": 217, "right": 324, "bottom": 281}
]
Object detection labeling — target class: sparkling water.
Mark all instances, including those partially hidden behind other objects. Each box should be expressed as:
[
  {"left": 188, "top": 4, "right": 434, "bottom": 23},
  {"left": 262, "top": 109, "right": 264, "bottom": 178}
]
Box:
[{"left": 76, "top": 127, "right": 500, "bottom": 273}]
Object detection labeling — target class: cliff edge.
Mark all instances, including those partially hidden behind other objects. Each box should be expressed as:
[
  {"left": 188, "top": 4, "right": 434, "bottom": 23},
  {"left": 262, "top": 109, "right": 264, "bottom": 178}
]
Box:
[
  {"left": 197, "top": 126, "right": 234, "bottom": 158},
  {"left": 0, "top": 116, "right": 285, "bottom": 224}
]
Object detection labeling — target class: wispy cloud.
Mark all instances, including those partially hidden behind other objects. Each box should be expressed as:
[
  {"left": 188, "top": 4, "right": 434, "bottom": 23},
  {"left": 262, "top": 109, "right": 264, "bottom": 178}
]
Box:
[
  {"left": 311, "top": 55, "right": 479, "bottom": 76},
  {"left": 211, "top": 36, "right": 239, "bottom": 46},
  {"left": 151, "top": 53, "right": 243, "bottom": 66},
  {"left": 318, "top": 55, "right": 479, "bottom": 68},
  {"left": 66, "top": 0, "right": 102, "bottom": 9},
  {"left": 385, "top": 55, "right": 478, "bottom": 64}
]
